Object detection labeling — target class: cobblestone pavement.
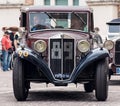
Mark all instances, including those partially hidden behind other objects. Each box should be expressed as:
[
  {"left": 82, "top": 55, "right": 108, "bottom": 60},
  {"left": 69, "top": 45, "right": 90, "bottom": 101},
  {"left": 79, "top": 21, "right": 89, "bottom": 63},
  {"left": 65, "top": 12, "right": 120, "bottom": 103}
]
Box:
[{"left": 1, "top": 70, "right": 120, "bottom": 106}]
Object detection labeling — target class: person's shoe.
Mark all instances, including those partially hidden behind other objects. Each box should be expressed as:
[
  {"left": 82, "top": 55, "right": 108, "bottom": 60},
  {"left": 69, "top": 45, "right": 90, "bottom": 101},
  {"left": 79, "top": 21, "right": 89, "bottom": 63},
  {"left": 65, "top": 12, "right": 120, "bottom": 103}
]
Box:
[
  {"left": 8, "top": 68, "right": 11, "bottom": 71},
  {"left": 3, "top": 70, "right": 8, "bottom": 71}
]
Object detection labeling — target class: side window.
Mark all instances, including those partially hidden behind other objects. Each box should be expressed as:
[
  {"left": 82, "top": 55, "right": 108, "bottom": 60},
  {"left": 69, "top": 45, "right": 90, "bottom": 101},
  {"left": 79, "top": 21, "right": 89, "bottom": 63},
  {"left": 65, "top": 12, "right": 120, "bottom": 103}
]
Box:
[
  {"left": 109, "top": 25, "right": 120, "bottom": 33},
  {"left": 21, "top": 13, "right": 27, "bottom": 27}
]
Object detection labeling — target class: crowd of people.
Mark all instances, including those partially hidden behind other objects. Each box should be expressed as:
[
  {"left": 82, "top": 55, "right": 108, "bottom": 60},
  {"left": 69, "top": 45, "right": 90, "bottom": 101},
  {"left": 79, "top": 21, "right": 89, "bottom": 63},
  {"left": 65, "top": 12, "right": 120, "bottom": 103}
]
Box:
[{"left": 0, "top": 27, "right": 20, "bottom": 71}]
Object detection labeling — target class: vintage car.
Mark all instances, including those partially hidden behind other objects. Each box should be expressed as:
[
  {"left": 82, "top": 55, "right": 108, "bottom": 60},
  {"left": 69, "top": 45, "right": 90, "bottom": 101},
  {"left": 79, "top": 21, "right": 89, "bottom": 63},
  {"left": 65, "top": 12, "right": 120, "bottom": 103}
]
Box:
[
  {"left": 12, "top": 6, "right": 110, "bottom": 101},
  {"left": 106, "top": 18, "right": 120, "bottom": 79}
]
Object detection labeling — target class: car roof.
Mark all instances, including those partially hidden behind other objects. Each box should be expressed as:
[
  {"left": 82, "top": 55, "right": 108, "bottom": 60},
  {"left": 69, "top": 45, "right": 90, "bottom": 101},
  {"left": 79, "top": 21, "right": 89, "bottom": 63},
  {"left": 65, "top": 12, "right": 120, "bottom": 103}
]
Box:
[
  {"left": 107, "top": 18, "right": 120, "bottom": 25},
  {"left": 21, "top": 6, "right": 93, "bottom": 13}
]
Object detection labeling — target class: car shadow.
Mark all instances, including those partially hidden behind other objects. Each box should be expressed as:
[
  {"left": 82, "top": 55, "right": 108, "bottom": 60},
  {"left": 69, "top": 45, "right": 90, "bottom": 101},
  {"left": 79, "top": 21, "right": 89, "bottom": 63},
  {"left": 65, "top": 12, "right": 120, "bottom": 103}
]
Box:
[
  {"left": 27, "top": 90, "right": 97, "bottom": 101},
  {"left": 109, "top": 80, "right": 120, "bottom": 86}
]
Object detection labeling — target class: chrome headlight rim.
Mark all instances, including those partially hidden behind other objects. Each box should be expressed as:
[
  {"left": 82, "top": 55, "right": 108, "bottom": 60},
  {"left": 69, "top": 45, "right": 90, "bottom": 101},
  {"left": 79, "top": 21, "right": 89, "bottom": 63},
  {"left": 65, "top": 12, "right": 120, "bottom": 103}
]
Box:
[
  {"left": 34, "top": 40, "right": 47, "bottom": 53},
  {"left": 104, "top": 40, "right": 114, "bottom": 50},
  {"left": 77, "top": 40, "right": 90, "bottom": 53}
]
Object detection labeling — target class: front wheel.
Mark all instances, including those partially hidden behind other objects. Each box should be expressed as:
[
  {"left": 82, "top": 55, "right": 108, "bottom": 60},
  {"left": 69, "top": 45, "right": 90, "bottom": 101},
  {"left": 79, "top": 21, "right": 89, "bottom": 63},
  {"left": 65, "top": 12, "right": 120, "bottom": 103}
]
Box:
[
  {"left": 95, "top": 59, "right": 109, "bottom": 101},
  {"left": 13, "top": 57, "right": 29, "bottom": 101}
]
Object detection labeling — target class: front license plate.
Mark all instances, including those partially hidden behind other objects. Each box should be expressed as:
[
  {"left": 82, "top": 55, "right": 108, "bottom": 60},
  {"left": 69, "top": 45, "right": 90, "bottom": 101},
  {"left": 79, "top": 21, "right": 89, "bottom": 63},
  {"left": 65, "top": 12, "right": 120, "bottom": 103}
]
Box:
[{"left": 116, "top": 68, "right": 120, "bottom": 74}]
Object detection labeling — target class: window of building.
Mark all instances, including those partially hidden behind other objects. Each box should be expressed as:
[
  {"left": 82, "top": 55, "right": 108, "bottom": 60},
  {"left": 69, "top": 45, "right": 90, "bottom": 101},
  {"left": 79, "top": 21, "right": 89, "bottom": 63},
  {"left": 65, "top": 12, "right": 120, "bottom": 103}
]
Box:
[
  {"left": 55, "top": 0, "right": 68, "bottom": 5},
  {"left": 73, "top": 0, "right": 79, "bottom": 6},
  {"left": 44, "top": 0, "right": 50, "bottom": 5}
]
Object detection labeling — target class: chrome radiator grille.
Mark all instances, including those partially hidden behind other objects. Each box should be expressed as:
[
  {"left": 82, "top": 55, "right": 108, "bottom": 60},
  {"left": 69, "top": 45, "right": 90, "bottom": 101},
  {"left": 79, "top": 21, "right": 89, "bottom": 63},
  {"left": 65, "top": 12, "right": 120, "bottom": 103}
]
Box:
[
  {"left": 115, "top": 40, "right": 120, "bottom": 65},
  {"left": 49, "top": 38, "right": 74, "bottom": 80}
]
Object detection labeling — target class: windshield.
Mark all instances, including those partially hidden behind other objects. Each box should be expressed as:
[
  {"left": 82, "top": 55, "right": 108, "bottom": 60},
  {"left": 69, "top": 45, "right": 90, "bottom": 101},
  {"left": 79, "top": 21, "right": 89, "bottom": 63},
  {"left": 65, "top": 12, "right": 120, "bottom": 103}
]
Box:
[
  {"left": 109, "top": 25, "right": 120, "bottom": 33},
  {"left": 108, "top": 25, "right": 120, "bottom": 40},
  {"left": 29, "top": 12, "right": 88, "bottom": 32}
]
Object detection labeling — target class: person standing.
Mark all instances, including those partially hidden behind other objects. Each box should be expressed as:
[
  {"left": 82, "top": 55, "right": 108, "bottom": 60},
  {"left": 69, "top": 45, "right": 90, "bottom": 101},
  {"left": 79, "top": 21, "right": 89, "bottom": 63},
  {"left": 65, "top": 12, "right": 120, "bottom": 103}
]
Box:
[
  {"left": 31, "top": 14, "right": 47, "bottom": 31},
  {"left": 94, "top": 27, "right": 103, "bottom": 44},
  {"left": 14, "top": 32, "right": 20, "bottom": 51},
  {"left": 1, "top": 31, "right": 12, "bottom": 71}
]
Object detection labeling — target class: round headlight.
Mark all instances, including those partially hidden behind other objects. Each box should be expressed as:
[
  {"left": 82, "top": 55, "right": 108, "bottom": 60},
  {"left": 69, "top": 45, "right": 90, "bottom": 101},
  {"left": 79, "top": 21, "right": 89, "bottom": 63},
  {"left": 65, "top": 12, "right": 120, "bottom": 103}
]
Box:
[
  {"left": 77, "top": 40, "right": 90, "bottom": 53},
  {"left": 104, "top": 40, "right": 114, "bottom": 50},
  {"left": 34, "top": 40, "right": 47, "bottom": 53}
]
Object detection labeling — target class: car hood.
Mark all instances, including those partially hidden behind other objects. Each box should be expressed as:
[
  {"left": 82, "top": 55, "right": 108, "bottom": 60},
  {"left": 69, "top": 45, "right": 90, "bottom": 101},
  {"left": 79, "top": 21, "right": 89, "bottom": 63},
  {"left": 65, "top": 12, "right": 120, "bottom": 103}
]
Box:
[{"left": 28, "top": 30, "right": 90, "bottom": 40}]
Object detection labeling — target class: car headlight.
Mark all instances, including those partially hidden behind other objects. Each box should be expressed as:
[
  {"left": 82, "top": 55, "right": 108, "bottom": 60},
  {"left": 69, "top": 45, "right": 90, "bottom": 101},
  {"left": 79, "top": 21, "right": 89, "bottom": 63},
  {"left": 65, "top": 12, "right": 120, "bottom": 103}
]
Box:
[
  {"left": 104, "top": 40, "right": 114, "bottom": 50},
  {"left": 34, "top": 40, "right": 47, "bottom": 53},
  {"left": 77, "top": 40, "right": 90, "bottom": 53}
]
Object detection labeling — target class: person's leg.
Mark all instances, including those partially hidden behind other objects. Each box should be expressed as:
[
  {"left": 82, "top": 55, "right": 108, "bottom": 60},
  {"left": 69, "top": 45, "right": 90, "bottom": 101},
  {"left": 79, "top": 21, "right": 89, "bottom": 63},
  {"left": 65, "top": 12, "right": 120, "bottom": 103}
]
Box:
[
  {"left": 7, "top": 53, "right": 12, "bottom": 70},
  {"left": 0, "top": 51, "right": 3, "bottom": 70},
  {"left": 2, "top": 50, "right": 8, "bottom": 71}
]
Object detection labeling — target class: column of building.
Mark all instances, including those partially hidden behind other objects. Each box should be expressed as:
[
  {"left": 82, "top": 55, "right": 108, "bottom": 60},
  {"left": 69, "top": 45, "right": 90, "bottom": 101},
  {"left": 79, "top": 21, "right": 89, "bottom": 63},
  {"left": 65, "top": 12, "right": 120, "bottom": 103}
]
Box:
[{"left": 118, "top": 5, "right": 120, "bottom": 17}]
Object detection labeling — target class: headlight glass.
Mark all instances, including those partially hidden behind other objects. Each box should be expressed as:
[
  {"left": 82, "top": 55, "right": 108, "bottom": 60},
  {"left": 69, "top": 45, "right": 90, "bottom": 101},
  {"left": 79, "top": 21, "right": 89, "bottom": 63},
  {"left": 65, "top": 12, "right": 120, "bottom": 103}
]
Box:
[
  {"left": 104, "top": 40, "right": 114, "bottom": 50},
  {"left": 34, "top": 40, "right": 47, "bottom": 53},
  {"left": 77, "top": 40, "right": 90, "bottom": 53}
]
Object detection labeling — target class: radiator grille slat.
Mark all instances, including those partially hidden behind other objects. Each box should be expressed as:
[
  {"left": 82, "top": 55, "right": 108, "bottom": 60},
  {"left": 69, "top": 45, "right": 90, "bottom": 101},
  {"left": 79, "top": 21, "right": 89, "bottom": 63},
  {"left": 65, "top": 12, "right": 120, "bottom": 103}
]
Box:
[{"left": 115, "top": 40, "right": 120, "bottom": 65}]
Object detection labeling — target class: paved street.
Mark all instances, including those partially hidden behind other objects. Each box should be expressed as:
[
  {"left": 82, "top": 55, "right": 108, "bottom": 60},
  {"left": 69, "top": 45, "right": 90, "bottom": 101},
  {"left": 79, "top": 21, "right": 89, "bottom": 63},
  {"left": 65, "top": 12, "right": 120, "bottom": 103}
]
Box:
[{"left": 1, "top": 70, "right": 120, "bottom": 106}]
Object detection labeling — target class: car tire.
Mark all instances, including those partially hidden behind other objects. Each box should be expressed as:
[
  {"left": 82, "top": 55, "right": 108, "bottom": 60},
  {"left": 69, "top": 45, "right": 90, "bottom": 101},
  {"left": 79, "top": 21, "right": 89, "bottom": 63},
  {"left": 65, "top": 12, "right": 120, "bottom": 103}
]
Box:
[
  {"left": 13, "top": 57, "right": 29, "bottom": 101},
  {"left": 95, "top": 59, "right": 109, "bottom": 101},
  {"left": 84, "top": 82, "right": 94, "bottom": 92},
  {"left": 109, "top": 69, "right": 113, "bottom": 80}
]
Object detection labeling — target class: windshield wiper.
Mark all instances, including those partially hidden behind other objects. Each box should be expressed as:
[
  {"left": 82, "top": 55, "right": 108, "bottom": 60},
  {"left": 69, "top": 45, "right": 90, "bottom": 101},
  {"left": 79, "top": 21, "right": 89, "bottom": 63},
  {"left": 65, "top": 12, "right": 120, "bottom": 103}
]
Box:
[
  {"left": 72, "top": 12, "right": 86, "bottom": 26},
  {"left": 45, "top": 12, "right": 57, "bottom": 25}
]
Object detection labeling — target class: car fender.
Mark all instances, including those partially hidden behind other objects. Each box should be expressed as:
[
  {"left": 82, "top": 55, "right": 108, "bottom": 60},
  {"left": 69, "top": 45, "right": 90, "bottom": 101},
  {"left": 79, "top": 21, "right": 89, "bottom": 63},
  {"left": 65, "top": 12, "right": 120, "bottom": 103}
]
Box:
[
  {"left": 13, "top": 47, "right": 54, "bottom": 82},
  {"left": 13, "top": 47, "right": 109, "bottom": 83},
  {"left": 70, "top": 48, "right": 109, "bottom": 82}
]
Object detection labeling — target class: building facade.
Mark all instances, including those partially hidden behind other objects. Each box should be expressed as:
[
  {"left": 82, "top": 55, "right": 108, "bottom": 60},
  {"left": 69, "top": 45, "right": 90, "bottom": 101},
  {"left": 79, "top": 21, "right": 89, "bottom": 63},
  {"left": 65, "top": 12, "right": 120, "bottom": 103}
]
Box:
[
  {"left": 87, "top": 0, "right": 120, "bottom": 40},
  {"left": 0, "top": 0, "right": 120, "bottom": 40},
  {"left": 33, "top": 0, "right": 87, "bottom": 6},
  {"left": 0, "top": 0, "right": 33, "bottom": 36}
]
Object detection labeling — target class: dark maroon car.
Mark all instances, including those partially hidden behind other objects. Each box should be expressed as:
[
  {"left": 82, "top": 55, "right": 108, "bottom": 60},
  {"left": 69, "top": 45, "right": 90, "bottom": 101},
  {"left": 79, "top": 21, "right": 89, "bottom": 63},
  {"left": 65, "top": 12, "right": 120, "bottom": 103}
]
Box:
[{"left": 12, "top": 6, "right": 109, "bottom": 101}]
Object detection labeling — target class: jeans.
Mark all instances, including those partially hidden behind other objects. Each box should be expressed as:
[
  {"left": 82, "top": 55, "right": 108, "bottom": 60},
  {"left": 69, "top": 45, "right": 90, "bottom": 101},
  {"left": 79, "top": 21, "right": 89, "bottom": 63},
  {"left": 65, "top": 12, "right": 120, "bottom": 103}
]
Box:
[{"left": 2, "top": 50, "right": 12, "bottom": 71}]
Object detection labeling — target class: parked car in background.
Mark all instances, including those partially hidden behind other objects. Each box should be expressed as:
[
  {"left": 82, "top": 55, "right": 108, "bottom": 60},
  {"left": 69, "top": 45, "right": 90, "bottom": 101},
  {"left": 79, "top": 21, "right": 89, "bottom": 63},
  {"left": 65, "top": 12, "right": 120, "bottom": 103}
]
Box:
[
  {"left": 12, "top": 6, "right": 110, "bottom": 101},
  {"left": 106, "top": 18, "right": 120, "bottom": 79}
]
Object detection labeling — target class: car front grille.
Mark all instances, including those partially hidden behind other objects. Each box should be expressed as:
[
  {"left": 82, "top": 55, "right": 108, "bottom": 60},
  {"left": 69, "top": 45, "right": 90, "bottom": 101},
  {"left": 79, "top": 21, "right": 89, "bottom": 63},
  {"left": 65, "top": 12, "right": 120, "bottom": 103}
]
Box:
[
  {"left": 115, "top": 40, "right": 120, "bottom": 65},
  {"left": 49, "top": 37, "right": 75, "bottom": 80}
]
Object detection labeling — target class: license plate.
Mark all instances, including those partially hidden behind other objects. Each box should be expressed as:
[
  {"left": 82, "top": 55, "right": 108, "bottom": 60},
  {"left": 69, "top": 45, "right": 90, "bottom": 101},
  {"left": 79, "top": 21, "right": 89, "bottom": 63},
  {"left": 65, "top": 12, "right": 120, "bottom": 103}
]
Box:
[{"left": 116, "top": 68, "right": 120, "bottom": 74}]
